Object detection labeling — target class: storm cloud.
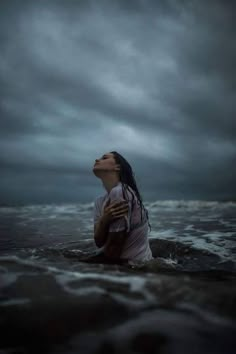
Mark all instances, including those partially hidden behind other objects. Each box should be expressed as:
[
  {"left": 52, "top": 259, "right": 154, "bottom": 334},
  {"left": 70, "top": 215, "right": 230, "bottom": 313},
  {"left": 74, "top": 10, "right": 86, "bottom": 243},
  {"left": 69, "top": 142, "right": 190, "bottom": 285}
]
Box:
[{"left": 0, "top": 0, "right": 235, "bottom": 203}]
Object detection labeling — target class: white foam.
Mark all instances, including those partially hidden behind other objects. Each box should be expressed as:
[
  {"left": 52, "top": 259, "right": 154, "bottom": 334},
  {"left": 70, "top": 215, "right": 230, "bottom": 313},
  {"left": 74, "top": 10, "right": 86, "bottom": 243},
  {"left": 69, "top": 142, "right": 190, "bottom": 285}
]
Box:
[
  {"left": 54, "top": 268, "right": 161, "bottom": 304},
  {"left": 0, "top": 255, "right": 158, "bottom": 299},
  {"left": 56, "top": 271, "right": 158, "bottom": 307},
  {"left": 0, "top": 256, "right": 157, "bottom": 306},
  {"left": 147, "top": 200, "right": 236, "bottom": 212},
  {"left": 203, "top": 231, "right": 234, "bottom": 239},
  {"left": 0, "top": 255, "right": 48, "bottom": 271},
  {"left": 0, "top": 298, "right": 31, "bottom": 306},
  {"left": 0, "top": 273, "right": 19, "bottom": 287},
  {"left": 184, "top": 225, "right": 195, "bottom": 231},
  {"left": 186, "top": 236, "right": 234, "bottom": 261},
  {"left": 59, "top": 284, "right": 107, "bottom": 297},
  {"left": 157, "top": 256, "right": 178, "bottom": 266},
  {"left": 109, "top": 291, "right": 156, "bottom": 308},
  {"left": 149, "top": 229, "right": 177, "bottom": 238}
]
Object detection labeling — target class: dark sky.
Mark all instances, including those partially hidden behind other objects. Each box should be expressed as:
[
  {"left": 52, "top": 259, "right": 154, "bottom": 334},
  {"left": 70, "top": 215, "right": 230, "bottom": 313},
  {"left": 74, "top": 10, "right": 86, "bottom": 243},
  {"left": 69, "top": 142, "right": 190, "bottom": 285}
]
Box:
[{"left": 0, "top": 0, "right": 235, "bottom": 204}]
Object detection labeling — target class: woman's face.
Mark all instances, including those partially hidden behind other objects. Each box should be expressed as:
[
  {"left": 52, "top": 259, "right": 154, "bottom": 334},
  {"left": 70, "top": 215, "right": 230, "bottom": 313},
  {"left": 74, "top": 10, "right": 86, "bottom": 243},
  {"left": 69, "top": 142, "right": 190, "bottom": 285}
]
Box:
[{"left": 93, "top": 153, "right": 120, "bottom": 174}]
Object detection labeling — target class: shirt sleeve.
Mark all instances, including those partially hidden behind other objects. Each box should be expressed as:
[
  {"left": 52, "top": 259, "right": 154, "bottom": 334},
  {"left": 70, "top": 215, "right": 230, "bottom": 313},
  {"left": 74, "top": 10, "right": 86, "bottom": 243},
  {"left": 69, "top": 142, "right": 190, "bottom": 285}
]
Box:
[
  {"left": 93, "top": 197, "right": 102, "bottom": 225},
  {"left": 108, "top": 187, "right": 132, "bottom": 233}
]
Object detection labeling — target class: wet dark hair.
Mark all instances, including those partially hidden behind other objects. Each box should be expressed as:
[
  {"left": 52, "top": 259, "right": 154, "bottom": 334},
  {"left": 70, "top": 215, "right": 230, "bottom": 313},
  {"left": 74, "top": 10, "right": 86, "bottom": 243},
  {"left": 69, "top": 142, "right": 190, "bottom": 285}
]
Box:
[{"left": 110, "top": 151, "right": 151, "bottom": 232}]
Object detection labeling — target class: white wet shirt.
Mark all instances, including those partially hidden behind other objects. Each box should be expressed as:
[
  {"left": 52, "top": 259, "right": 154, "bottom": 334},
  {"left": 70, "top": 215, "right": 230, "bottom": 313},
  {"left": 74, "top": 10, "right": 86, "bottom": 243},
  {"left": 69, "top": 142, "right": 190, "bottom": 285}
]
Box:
[{"left": 93, "top": 182, "right": 153, "bottom": 262}]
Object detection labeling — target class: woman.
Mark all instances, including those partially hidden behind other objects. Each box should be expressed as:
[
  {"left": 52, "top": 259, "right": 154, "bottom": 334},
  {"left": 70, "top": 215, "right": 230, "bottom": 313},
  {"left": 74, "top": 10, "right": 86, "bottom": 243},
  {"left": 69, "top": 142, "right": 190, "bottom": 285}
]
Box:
[{"left": 81, "top": 151, "right": 153, "bottom": 265}]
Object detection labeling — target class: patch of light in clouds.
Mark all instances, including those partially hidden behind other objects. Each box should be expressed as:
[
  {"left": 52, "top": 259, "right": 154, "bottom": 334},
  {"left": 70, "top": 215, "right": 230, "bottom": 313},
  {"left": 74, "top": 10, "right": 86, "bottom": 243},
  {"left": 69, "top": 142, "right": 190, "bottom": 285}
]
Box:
[
  {"left": 100, "top": 72, "right": 147, "bottom": 106},
  {"left": 103, "top": 123, "right": 181, "bottom": 162}
]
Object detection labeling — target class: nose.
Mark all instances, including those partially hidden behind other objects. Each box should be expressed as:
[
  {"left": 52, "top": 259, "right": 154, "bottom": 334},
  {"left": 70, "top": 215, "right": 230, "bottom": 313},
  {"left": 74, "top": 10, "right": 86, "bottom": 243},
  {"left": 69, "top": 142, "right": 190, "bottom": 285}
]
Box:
[{"left": 95, "top": 159, "right": 99, "bottom": 164}]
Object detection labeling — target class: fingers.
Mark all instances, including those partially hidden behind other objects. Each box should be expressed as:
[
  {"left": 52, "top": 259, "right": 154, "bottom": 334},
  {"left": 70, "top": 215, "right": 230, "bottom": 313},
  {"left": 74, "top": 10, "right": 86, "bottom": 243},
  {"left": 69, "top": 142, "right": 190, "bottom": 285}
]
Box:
[
  {"left": 111, "top": 200, "right": 128, "bottom": 208},
  {"left": 112, "top": 211, "right": 128, "bottom": 218},
  {"left": 105, "top": 200, "right": 129, "bottom": 217},
  {"left": 111, "top": 210, "right": 128, "bottom": 218},
  {"left": 112, "top": 205, "right": 128, "bottom": 213},
  {"left": 105, "top": 201, "right": 117, "bottom": 210},
  {"left": 111, "top": 205, "right": 129, "bottom": 218},
  {"left": 111, "top": 203, "right": 128, "bottom": 213}
]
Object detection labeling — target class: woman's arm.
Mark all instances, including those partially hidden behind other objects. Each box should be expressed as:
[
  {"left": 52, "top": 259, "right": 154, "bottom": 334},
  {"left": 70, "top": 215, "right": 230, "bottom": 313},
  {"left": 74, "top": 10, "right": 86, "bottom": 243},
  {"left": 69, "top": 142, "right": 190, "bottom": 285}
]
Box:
[
  {"left": 94, "top": 216, "right": 110, "bottom": 248},
  {"left": 103, "top": 230, "right": 127, "bottom": 259},
  {"left": 94, "top": 199, "right": 129, "bottom": 248}
]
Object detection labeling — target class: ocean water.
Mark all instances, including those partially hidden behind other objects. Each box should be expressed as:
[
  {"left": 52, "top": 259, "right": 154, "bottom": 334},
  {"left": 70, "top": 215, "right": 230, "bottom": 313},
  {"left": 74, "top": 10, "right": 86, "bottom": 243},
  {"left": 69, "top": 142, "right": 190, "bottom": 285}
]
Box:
[{"left": 0, "top": 200, "right": 236, "bottom": 354}]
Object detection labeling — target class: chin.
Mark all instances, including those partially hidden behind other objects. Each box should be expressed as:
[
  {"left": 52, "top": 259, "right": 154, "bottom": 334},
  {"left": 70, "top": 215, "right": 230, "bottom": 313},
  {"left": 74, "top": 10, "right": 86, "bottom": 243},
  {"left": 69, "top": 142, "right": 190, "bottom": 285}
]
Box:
[{"left": 92, "top": 168, "right": 100, "bottom": 176}]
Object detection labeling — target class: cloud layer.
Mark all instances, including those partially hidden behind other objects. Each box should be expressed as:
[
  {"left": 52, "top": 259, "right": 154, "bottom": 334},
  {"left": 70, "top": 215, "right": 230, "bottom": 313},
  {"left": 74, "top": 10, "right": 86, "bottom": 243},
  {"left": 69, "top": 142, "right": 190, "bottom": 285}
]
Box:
[{"left": 0, "top": 0, "right": 235, "bottom": 203}]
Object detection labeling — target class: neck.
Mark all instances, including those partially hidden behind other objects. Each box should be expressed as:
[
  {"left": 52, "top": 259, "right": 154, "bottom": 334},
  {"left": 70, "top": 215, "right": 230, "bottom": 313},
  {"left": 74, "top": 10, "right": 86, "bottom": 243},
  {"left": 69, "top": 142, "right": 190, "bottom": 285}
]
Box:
[{"left": 101, "top": 176, "right": 121, "bottom": 194}]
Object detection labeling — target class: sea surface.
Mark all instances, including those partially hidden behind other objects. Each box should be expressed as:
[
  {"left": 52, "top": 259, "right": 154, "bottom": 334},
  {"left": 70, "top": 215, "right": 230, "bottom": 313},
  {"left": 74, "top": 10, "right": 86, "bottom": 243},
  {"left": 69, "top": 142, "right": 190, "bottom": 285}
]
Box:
[{"left": 0, "top": 200, "right": 236, "bottom": 354}]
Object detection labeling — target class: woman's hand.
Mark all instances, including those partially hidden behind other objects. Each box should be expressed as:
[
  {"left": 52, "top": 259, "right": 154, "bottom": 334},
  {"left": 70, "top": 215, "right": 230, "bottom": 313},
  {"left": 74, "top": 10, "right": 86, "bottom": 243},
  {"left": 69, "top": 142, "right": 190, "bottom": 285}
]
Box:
[{"left": 102, "top": 199, "right": 129, "bottom": 224}]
